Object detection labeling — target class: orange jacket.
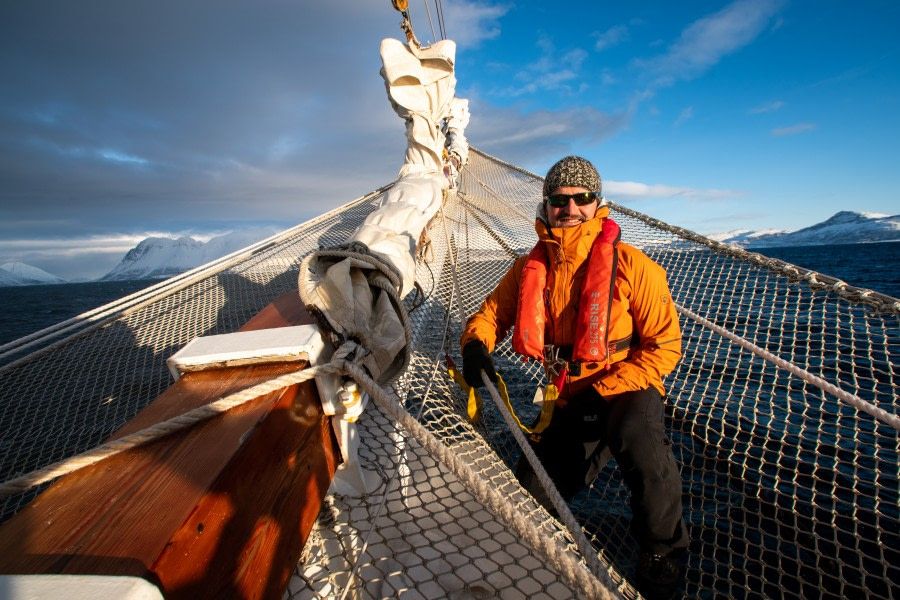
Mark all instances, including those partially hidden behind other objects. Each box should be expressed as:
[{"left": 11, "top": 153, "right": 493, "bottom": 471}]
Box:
[{"left": 461, "top": 206, "right": 681, "bottom": 399}]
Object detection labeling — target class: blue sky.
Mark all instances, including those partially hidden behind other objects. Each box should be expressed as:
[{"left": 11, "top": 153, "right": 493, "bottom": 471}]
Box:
[{"left": 1, "top": 0, "right": 898, "bottom": 280}]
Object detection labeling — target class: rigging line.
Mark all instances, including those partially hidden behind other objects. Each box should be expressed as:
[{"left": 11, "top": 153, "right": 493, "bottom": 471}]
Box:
[
  {"left": 609, "top": 200, "right": 900, "bottom": 314},
  {"left": 465, "top": 170, "right": 536, "bottom": 223},
  {"left": 470, "top": 146, "right": 545, "bottom": 184},
  {"left": 340, "top": 206, "right": 461, "bottom": 600},
  {"left": 675, "top": 302, "right": 900, "bottom": 432},
  {"left": 443, "top": 199, "right": 475, "bottom": 327},
  {"left": 339, "top": 361, "right": 621, "bottom": 600},
  {"left": 478, "top": 370, "right": 620, "bottom": 595},
  {"left": 434, "top": 0, "right": 447, "bottom": 40},
  {"left": 460, "top": 194, "right": 524, "bottom": 259},
  {"left": 421, "top": 0, "right": 438, "bottom": 44}
]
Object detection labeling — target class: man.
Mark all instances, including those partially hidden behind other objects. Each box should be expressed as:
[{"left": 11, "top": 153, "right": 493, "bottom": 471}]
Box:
[{"left": 460, "top": 156, "right": 689, "bottom": 598}]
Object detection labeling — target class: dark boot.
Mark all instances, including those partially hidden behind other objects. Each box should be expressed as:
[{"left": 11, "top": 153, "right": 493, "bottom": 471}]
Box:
[{"left": 635, "top": 550, "right": 685, "bottom": 599}]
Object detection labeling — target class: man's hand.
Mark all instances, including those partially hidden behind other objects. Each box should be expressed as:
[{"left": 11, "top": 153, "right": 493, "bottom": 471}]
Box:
[{"left": 462, "top": 341, "right": 498, "bottom": 387}]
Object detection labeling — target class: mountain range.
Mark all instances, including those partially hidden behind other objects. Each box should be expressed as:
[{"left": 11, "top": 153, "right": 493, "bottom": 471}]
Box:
[
  {"left": 0, "top": 228, "right": 278, "bottom": 286},
  {"left": 707, "top": 211, "right": 900, "bottom": 247},
  {"left": 0, "top": 262, "right": 68, "bottom": 286},
  {"left": 1, "top": 212, "right": 897, "bottom": 286},
  {"left": 99, "top": 227, "right": 280, "bottom": 281}
]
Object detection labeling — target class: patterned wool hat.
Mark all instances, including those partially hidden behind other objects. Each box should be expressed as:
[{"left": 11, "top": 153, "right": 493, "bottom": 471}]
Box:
[{"left": 542, "top": 156, "right": 602, "bottom": 197}]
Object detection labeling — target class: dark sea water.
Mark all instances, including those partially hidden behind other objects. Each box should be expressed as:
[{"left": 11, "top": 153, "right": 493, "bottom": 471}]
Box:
[
  {"left": 751, "top": 240, "right": 900, "bottom": 298},
  {"left": 0, "top": 279, "right": 158, "bottom": 346},
  {"left": 0, "top": 242, "right": 897, "bottom": 347}
]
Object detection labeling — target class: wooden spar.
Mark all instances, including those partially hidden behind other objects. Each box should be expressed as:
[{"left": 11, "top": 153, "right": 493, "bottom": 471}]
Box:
[{"left": 0, "top": 291, "right": 342, "bottom": 599}]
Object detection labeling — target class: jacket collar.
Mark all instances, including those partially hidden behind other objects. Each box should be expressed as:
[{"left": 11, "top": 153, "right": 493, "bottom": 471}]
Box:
[{"left": 535, "top": 204, "right": 611, "bottom": 258}]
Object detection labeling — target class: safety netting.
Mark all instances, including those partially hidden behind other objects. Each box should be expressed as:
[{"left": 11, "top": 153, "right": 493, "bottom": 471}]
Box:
[{"left": 1, "top": 149, "right": 898, "bottom": 599}]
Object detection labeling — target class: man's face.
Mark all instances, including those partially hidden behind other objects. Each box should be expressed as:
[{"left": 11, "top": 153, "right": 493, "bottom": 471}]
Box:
[{"left": 546, "top": 186, "right": 599, "bottom": 228}]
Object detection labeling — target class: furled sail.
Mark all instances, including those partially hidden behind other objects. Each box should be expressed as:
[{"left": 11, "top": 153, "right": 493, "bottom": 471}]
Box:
[{"left": 298, "top": 37, "right": 466, "bottom": 385}]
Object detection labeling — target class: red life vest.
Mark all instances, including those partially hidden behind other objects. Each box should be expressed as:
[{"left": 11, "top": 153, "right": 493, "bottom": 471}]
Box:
[{"left": 512, "top": 218, "right": 621, "bottom": 362}]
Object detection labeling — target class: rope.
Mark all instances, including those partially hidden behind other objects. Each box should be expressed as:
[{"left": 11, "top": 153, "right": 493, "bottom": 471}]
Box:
[
  {"left": 440, "top": 204, "right": 472, "bottom": 333},
  {"left": 339, "top": 359, "right": 621, "bottom": 600},
  {"left": 675, "top": 302, "right": 900, "bottom": 431},
  {"left": 421, "top": 0, "right": 438, "bottom": 43},
  {"left": 0, "top": 182, "right": 397, "bottom": 375},
  {"left": 0, "top": 343, "right": 358, "bottom": 499},
  {"left": 0, "top": 338, "right": 619, "bottom": 598},
  {"left": 297, "top": 245, "right": 412, "bottom": 385},
  {"left": 610, "top": 202, "right": 900, "bottom": 315},
  {"left": 434, "top": 0, "right": 447, "bottom": 40},
  {"left": 479, "top": 371, "right": 621, "bottom": 597},
  {"left": 463, "top": 171, "right": 535, "bottom": 223}
]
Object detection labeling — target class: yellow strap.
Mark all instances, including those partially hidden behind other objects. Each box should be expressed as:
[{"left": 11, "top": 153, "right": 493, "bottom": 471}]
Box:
[
  {"left": 447, "top": 366, "right": 555, "bottom": 435},
  {"left": 447, "top": 363, "right": 483, "bottom": 422},
  {"left": 391, "top": 0, "right": 408, "bottom": 12}
]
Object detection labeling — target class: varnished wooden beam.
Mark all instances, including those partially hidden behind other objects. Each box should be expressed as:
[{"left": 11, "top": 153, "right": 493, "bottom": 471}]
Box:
[{"left": 0, "top": 291, "right": 341, "bottom": 599}]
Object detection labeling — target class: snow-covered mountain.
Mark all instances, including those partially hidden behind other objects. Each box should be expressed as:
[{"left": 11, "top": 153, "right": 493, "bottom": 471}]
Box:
[
  {"left": 710, "top": 211, "right": 900, "bottom": 248},
  {"left": 0, "top": 262, "right": 67, "bottom": 286},
  {"left": 101, "top": 227, "right": 280, "bottom": 281}
]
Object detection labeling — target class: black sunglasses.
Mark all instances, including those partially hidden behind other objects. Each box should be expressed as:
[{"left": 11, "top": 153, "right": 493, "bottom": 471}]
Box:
[{"left": 545, "top": 192, "right": 598, "bottom": 208}]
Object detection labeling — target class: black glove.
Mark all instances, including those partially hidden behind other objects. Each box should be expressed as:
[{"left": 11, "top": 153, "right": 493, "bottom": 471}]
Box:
[{"left": 462, "top": 341, "right": 497, "bottom": 387}]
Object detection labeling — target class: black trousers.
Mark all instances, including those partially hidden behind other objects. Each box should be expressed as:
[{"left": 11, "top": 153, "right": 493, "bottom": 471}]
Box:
[{"left": 515, "top": 386, "right": 689, "bottom": 555}]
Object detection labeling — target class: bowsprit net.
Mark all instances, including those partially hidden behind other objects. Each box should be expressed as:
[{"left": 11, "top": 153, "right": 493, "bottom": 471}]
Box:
[{"left": 1, "top": 149, "right": 897, "bottom": 600}]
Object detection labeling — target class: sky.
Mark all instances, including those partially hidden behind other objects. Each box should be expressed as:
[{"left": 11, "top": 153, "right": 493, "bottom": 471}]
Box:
[{"left": 2, "top": 0, "right": 898, "bottom": 280}]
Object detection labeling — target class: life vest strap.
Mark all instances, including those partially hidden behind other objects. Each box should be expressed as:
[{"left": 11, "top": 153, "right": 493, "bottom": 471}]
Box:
[{"left": 446, "top": 355, "right": 555, "bottom": 436}]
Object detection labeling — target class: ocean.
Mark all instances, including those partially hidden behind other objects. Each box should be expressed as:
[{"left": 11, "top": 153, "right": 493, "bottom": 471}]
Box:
[
  {"left": 753, "top": 240, "right": 899, "bottom": 298},
  {"left": 0, "top": 242, "right": 897, "bottom": 347},
  {"left": 0, "top": 279, "right": 158, "bottom": 346}
]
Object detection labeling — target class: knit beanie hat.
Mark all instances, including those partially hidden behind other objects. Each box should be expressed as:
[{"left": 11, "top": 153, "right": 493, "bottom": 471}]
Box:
[{"left": 542, "top": 156, "right": 602, "bottom": 197}]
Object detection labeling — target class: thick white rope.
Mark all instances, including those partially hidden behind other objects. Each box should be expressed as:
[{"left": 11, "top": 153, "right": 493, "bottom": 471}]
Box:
[
  {"left": 479, "top": 371, "right": 622, "bottom": 597},
  {"left": 0, "top": 340, "right": 618, "bottom": 599},
  {"left": 340, "top": 359, "right": 621, "bottom": 600},
  {"left": 0, "top": 343, "right": 357, "bottom": 499},
  {"left": 675, "top": 303, "right": 900, "bottom": 432}
]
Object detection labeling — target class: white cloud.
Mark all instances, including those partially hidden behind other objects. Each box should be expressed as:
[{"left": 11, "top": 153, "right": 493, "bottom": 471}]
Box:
[
  {"left": 469, "top": 101, "right": 628, "bottom": 165},
  {"left": 750, "top": 100, "right": 785, "bottom": 114},
  {"left": 635, "top": 0, "right": 784, "bottom": 87},
  {"left": 595, "top": 25, "right": 629, "bottom": 51},
  {"left": 606, "top": 180, "right": 739, "bottom": 201},
  {"left": 499, "top": 37, "right": 588, "bottom": 96},
  {"left": 772, "top": 123, "right": 816, "bottom": 136},
  {"left": 0, "top": 233, "right": 190, "bottom": 257},
  {"left": 674, "top": 106, "right": 694, "bottom": 126},
  {"left": 441, "top": 1, "right": 509, "bottom": 47},
  {"left": 99, "top": 149, "right": 149, "bottom": 165}
]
